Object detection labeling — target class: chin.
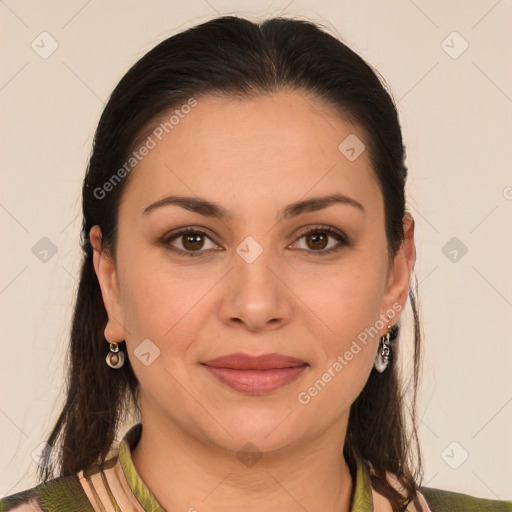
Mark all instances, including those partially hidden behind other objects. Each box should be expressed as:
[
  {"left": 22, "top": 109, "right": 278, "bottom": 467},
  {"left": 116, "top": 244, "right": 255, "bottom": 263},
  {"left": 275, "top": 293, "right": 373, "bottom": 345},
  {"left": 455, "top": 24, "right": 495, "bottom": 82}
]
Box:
[{"left": 198, "top": 409, "right": 306, "bottom": 455}]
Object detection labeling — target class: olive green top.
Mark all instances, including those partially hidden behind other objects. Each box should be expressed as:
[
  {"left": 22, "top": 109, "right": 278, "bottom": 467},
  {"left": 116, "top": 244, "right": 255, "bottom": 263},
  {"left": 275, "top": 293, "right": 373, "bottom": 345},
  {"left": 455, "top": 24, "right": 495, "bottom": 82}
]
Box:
[{"left": 1, "top": 422, "right": 510, "bottom": 511}]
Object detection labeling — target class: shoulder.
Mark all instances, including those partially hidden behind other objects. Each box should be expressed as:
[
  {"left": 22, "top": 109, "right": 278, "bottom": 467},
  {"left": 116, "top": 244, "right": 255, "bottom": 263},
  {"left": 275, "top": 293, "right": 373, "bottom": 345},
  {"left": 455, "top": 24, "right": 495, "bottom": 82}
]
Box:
[
  {"left": 420, "top": 486, "right": 512, "bottom": 512},
  {"left": 0, "top": 474, "right": 94, "bottom": 512}
]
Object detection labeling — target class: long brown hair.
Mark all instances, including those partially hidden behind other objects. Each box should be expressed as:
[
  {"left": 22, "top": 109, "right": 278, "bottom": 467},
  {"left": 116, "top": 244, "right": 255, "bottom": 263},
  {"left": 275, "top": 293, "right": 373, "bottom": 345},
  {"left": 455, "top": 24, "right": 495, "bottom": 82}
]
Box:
[{"left": 38, "top": 15, "right": 424, "bottom": 511}]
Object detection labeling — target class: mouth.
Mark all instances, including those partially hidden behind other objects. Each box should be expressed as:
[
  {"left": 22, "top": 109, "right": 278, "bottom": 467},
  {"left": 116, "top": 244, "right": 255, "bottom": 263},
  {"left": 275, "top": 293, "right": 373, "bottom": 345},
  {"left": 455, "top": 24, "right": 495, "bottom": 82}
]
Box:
[{"left": 201, "top": 352, "right": 309, "bottom": 395}]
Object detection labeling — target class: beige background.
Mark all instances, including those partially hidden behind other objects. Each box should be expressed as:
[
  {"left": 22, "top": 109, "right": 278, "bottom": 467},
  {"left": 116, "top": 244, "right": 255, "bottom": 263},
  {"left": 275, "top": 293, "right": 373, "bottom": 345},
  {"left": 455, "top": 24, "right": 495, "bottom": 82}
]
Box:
[{"left": 1, "top": 0, "right": 511, "bottom": 501}]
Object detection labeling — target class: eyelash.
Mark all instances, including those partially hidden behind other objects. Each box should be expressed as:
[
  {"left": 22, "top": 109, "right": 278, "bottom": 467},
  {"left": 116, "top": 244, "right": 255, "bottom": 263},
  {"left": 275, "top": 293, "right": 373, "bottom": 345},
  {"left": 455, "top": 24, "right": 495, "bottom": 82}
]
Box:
[{"left": 161, "top": 225, "right": 348, "bottom": 258}]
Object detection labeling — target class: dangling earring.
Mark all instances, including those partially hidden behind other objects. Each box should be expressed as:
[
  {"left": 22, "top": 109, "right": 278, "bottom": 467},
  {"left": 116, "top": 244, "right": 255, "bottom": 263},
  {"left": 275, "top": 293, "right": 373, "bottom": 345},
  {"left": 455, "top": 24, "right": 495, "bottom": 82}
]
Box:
[
  {"left": 374, "top": 320, "right": 399, "bottom": 373},
  {"left": 106, "top": 340, "right": 125, "bottom": 369}
]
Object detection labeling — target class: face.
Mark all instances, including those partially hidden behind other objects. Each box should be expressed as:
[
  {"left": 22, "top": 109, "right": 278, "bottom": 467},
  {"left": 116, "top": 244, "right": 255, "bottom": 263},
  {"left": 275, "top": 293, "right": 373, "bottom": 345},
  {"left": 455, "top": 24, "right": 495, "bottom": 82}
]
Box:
[{"left": 91, "top": 90, "right": 415, "bottom": 454}]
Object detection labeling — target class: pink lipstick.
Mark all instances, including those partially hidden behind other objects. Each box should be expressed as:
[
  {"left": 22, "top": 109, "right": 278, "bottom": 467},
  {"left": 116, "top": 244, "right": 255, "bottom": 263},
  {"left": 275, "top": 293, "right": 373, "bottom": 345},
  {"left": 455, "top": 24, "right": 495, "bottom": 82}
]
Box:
[{"left": 202, "top": 352, "right": 308, "bottom": 394}]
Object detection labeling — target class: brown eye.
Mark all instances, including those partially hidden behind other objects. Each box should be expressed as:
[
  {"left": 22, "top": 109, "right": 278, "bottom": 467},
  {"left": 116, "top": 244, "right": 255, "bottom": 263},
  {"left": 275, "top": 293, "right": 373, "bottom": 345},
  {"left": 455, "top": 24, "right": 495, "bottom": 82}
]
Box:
[
  {"left": 293, "top": 227, "right": 348, "bottom": 255},
  {"left": 182, "top": 232, "right": 205, "bottom": 251},
  {"left": 305, "top": 231, "right": 329, "bottom": 251},
  {"left": 164, "top": 228, "right": 219, "bottom": 256},
  {"left": 162, "top": 226, "right": 347, "bottom": 258}
]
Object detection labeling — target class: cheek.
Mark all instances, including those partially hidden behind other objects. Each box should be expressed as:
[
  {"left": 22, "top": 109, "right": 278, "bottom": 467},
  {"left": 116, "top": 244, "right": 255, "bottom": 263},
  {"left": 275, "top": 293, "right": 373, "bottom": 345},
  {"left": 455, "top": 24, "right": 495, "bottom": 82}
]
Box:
[
  {"left": 299, "top": 256, "right": 386, "bottom": 335},
  {"left": 119, "top": 266, "right": 209, "bottom": 390},
  {"left": 296, "top": 271, "right": 382, "bottom": 414},
  {"left": 295, "top": 253, "right": 386, "bottom": 389},
  {"left": 297, "top": 346, "right": 375, "bottom": 423},
  {"left": 116, "top": 250, "right": 207, "bottom": 341}
]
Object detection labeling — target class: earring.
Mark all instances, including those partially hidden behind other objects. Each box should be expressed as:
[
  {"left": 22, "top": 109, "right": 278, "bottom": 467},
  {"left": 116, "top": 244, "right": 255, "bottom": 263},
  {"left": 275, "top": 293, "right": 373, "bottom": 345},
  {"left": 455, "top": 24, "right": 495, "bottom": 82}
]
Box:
[
  {"left": 374, "top": 321, "right": 399, "bottom": 373},
  {"left": 106, "top": 341, "right": 125, "bottom": 369}
]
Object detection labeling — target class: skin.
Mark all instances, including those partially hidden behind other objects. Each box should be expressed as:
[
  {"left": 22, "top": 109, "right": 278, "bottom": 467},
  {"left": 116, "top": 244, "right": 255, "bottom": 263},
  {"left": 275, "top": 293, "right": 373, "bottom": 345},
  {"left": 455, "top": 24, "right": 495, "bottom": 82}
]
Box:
[{"left": 90, "top": 90, "right": 415, "bottom": 512}]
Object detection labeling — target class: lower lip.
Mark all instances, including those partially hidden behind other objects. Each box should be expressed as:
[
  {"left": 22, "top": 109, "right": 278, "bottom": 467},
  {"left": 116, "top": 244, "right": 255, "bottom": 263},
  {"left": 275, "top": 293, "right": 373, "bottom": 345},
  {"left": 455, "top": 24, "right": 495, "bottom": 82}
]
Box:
[{"left": 203, "top": 365, "right": 308, "bottom": 394}]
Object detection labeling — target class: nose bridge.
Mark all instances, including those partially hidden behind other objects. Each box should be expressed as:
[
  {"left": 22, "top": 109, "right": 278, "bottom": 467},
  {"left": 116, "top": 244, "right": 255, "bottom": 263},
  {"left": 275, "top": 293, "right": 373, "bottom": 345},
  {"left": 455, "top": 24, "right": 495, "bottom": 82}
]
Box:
[
  {"left": 233, "top": 233, "right": 281, "bottom": 292},
  {"left": 219, "top": 232, "right": 292, "bottom": 329}
]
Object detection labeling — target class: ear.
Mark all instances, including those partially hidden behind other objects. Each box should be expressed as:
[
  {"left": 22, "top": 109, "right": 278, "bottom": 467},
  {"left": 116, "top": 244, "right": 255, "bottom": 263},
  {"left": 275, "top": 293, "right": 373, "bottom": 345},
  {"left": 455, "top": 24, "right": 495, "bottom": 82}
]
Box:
[
  {"left": 381, "top": 213, "right": 416, "bottom": 317},
  {"left": 89, "top": 225, "right": 126, "bottom": 342}
]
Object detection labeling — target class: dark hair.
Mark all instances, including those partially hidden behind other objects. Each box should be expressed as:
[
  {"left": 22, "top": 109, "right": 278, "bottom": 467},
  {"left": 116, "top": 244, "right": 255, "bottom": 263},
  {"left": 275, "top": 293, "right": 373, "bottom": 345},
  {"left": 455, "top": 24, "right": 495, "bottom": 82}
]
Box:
[{"left": 39, "top": 15, "right": 424, "bottom": 512}]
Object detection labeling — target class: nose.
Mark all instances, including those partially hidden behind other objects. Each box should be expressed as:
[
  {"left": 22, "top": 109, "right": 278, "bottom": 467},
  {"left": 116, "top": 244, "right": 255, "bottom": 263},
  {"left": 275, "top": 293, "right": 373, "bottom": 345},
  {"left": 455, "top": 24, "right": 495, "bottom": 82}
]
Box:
[{"left": 218, "top": 243, "right": 293, "bottom": 332}]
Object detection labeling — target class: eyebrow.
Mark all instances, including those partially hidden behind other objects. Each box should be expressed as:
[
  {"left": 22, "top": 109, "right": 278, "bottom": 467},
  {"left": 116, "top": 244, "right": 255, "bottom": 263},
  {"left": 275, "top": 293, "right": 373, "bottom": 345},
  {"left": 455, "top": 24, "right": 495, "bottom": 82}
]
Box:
[{"left": 142, "top": 193, "right": 365, "bottom": 220}]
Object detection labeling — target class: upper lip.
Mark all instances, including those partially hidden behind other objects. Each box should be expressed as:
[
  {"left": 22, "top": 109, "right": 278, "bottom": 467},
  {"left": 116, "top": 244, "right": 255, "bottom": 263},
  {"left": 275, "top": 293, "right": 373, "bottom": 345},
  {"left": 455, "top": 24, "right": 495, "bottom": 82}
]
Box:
[{"left": 202, "top": 352, "right": 308, "bottom": 370}]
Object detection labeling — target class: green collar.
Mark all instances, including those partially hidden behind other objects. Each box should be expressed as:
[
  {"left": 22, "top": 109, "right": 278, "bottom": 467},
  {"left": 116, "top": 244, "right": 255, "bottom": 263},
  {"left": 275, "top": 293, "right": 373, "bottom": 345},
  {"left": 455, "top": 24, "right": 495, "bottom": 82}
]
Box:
[{"left": 118, "top": 422, "right": 374, "bottom": 511}]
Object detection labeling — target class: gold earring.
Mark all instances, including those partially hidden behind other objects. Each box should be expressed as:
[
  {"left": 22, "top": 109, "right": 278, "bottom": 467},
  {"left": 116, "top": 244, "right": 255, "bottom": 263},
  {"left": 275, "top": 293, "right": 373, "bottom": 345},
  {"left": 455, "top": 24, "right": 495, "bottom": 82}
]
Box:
[{"left": 106, "top": 341, "right": 125, "bottom": 369}]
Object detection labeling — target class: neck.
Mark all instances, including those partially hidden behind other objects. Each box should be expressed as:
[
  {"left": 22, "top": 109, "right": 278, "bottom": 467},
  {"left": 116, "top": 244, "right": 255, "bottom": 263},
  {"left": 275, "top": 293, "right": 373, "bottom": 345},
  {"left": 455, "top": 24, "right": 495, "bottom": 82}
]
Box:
[{"left": 131, "top": 413, "right": 354, "bottom": 512}]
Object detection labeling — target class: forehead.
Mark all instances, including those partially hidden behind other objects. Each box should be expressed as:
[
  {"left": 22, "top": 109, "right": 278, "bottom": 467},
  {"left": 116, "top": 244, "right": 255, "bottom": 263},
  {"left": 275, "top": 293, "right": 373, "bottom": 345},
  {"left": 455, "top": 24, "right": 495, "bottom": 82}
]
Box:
[{"left": 119, "top": 90, "right": 382, "bottom": 221}]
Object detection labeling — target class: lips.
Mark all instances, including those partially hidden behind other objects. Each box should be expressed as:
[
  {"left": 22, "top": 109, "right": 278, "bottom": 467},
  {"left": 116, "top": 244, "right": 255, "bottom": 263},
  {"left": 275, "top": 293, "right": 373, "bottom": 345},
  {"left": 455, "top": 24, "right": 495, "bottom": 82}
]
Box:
[
  {"left": 202, "top": 353, "right": 309, "bottom": 394},
  {"left": 203, "top": 352, "right": 307, "bottom": 370}
]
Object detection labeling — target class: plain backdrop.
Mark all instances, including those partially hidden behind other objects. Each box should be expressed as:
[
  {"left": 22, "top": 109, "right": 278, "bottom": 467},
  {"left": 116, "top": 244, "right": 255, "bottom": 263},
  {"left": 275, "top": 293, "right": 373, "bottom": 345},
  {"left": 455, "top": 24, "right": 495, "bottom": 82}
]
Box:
[{"left": 1, "top": 0, "right": 511, "bottom": 501}]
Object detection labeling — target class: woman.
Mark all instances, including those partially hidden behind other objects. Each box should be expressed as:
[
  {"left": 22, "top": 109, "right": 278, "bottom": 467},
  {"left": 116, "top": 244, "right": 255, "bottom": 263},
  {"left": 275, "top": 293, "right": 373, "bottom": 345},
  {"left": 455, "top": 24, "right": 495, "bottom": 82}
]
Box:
[{"left": 1, "top": 15, "right": 510, "bottom": 512}]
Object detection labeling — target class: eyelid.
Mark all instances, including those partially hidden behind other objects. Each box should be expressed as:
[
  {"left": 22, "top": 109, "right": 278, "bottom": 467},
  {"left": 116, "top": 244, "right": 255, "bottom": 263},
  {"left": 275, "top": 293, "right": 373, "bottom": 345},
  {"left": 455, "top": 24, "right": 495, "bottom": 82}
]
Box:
[
  {"left": 162, "top": 224, "right": 348, "bottom": 257},
  {"left": 290, "top": 225, "right": 348, "bottom": 254},
  {"left": 293, "top": 224, "right": 347, "bottom": 242},
  {"left": 162, "top": 226, "right": 221, "bottom": 256}
]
